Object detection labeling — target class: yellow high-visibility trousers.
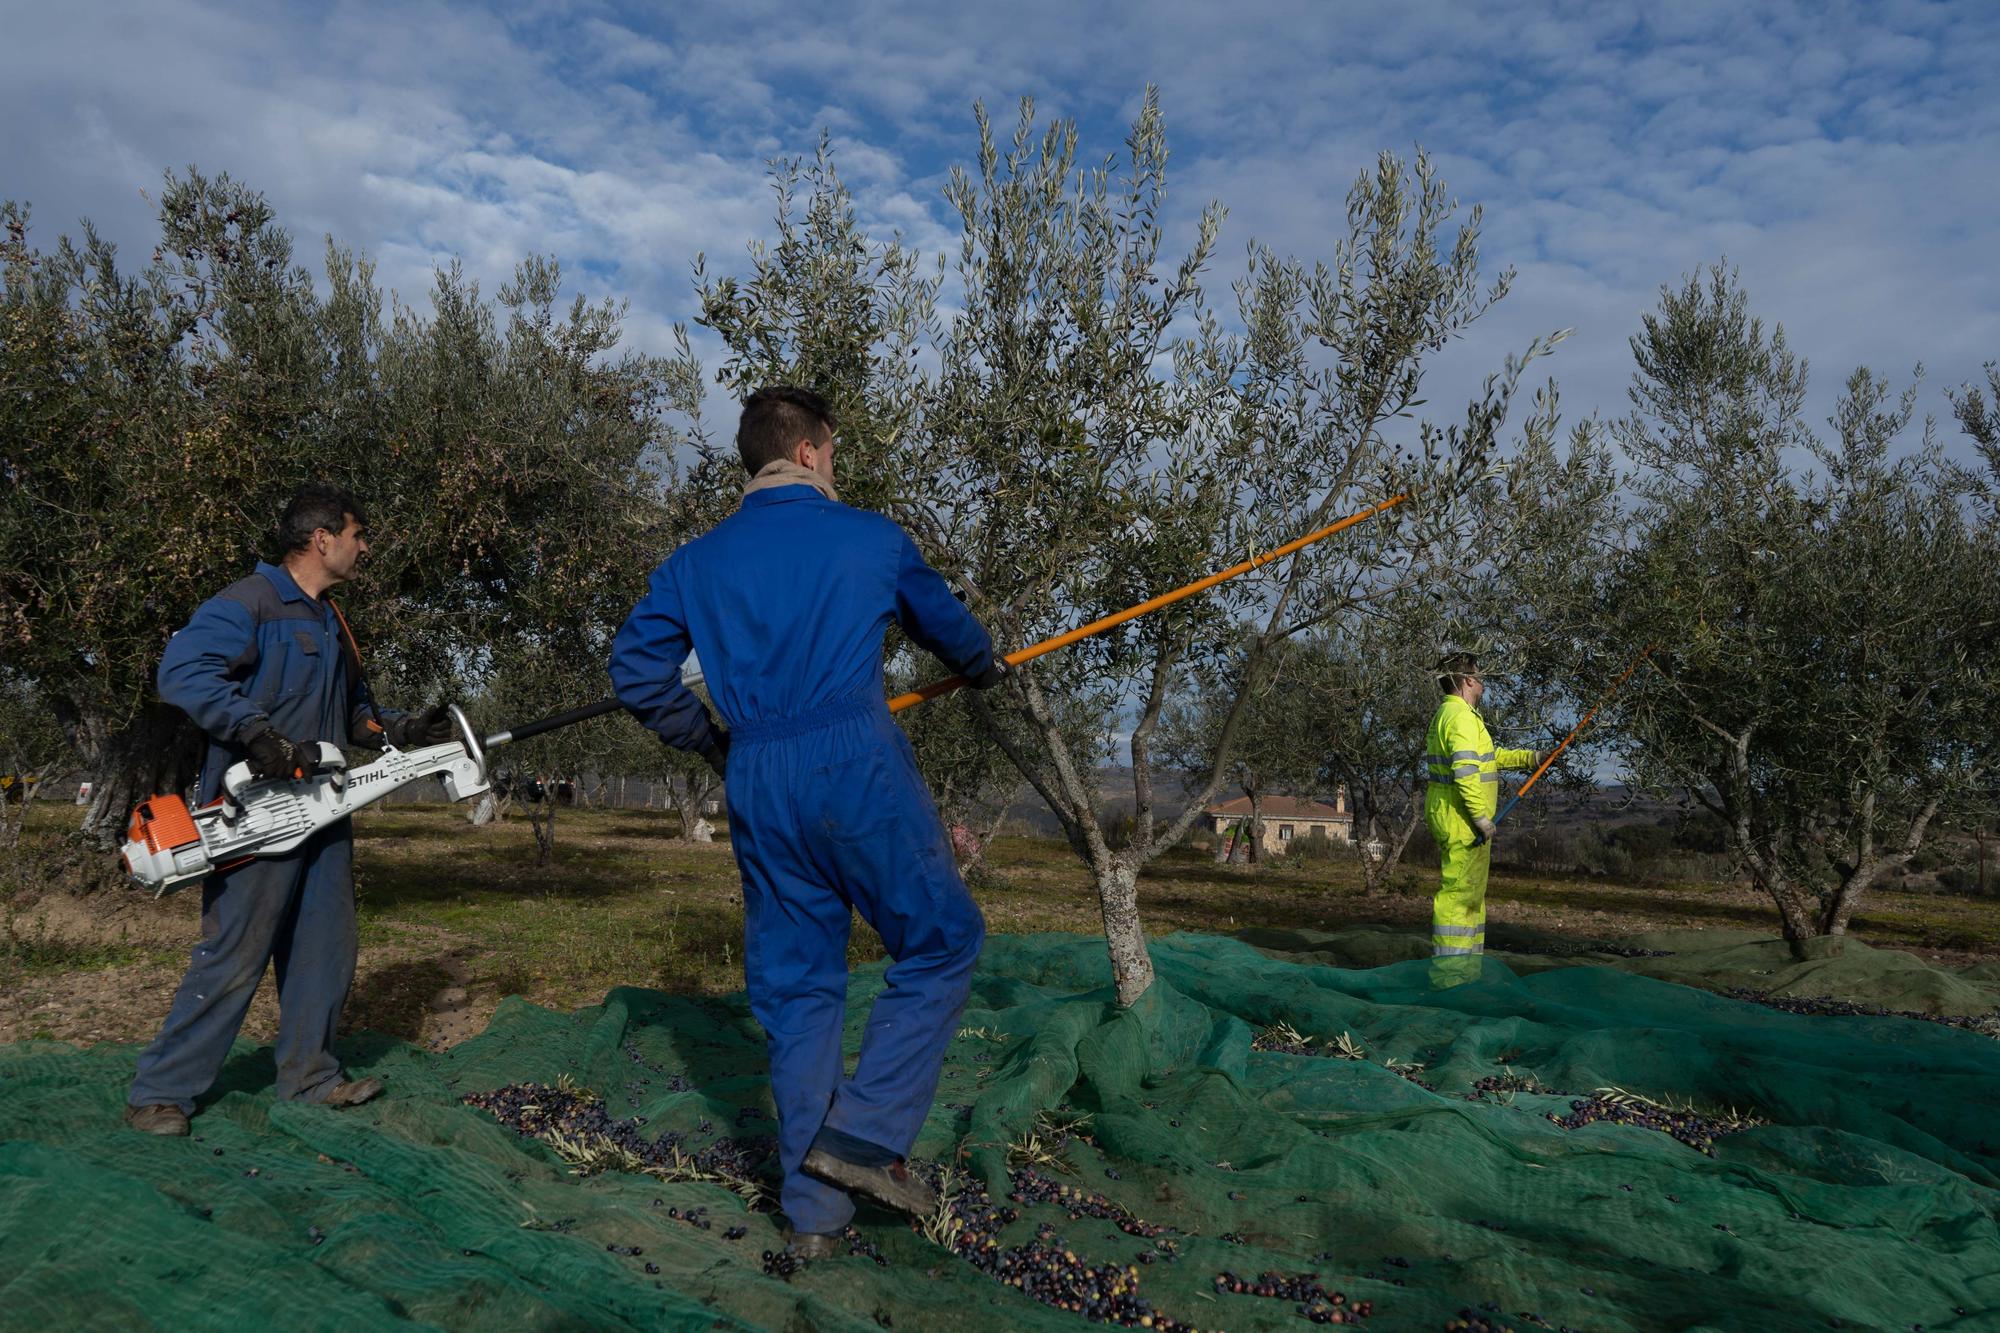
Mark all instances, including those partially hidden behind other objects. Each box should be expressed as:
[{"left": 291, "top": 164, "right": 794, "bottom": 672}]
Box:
[
  {"left": 1424, "top": 693, "right": 1528, "bottom": 988},
  {"left": 1429, "top": 833, "right": 1489, "bottom": 988}
]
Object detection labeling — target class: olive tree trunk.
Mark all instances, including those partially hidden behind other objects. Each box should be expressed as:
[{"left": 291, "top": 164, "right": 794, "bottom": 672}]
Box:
[
  {"left": 55, "top": 699, "right": 201, "bottom": 853},
  {"left": 666, "top": 774, "right": 721, "bottom": 843},
  {"left": 1359, "top": 805, "right": 1427, "bottom": 896}
]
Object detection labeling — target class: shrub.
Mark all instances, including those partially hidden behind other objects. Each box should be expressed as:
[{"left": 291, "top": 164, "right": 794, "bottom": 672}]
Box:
[
  {"left": 1909, "top": 844, "right": 1952, "bottom": 873},
  {"left": 1279, "top": 829, "right": 1347, "bottom": 864},
  {"left": 1936, "top": 865, "right": 1986, "bottom": 895}
]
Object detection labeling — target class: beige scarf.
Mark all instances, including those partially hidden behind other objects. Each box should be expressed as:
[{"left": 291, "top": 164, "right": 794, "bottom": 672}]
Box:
[{"left": 743, "top": 459, "right": 837, "bottom": 504}]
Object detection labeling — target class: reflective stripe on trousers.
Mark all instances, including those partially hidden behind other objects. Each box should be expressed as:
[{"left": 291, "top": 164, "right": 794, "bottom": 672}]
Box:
[{"left": 1429, "top": 834, "right": 1490, "bottom": 987}]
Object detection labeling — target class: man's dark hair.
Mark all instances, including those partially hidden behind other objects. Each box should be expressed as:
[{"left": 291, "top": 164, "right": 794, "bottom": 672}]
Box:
[
  {"left": 278, "top": 482, "right": 366, "bottom": 554},
  {"left": 1434, "top": 651, "right": 1479, "bottom": 694},
  {"left": 737, "top": 385, "right": 835, "bottom": 475}
]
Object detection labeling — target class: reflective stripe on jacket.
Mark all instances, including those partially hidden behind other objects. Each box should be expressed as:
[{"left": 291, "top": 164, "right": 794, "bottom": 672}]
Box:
[{"left": 1422, "top": 694, "right": 1533, "bottom": 825}]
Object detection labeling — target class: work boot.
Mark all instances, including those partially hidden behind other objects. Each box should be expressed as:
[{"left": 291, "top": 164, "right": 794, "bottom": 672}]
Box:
[
  {"left": 124, "top": 1103, "right": 190, "bottom": 1136},
  {"left": 801, "top": 1149, "right": 937, "bottom": 1218},
  {"left": 318, "top": 1076, "right": 384, "bottom": 1108},
  {"left": 781, "top": 1229, "right": 845, "bottom": 1260}
]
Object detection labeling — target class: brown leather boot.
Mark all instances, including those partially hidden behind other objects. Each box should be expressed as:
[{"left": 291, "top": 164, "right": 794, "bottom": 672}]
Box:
[
  {"left": 318, "top": 1076, "right": 383, "bottom": 1107},
  {"left": 801, "top": 1150, "right": 937, "bottom": 1217},
  {"left": 124, "top": 1103, "right": 190, "bottom": 1136}
]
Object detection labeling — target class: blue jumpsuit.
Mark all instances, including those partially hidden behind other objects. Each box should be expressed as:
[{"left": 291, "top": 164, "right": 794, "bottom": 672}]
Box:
[
  {"left": 610, "top": 484, "right": 995, "bottom": 1236},
  {"left": 129, "top": 561, "right": 398, "bottom": 1113}
]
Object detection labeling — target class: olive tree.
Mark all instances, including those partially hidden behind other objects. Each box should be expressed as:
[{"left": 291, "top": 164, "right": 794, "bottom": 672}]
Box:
[
  {"left": 1949, "top": 362, "right": 2000, "bottom": 459},
  {"left": 694, "top": 134, "right": 938, "bottom": 519},
  {"left": 1159, "top": 631, "right": 1334, "bottom": 867},
  {"left": 1, "top": 175, "right": 697, "bottom": 864},
  {"left": 919, "top": 100, "right": 1558, "bottom": 1003},
  {"left": 590, "top": 676, "right": 727, "bottom": 840},
  {"left": 0, "top": 671, "right": 73, "bottom": 864},
  {"left": 1523, "top": 267, "right": 2000, "bottom": 954},
  {"left": 672, "top": 98, "right": 1560, "bottom": 1000},
  {"left": 683, "top": 97, "right": 1555, "bottom": 1005},
  {"left": 1298, "top": 607, "right": 1459, "bottom": 894},
  {"left": 2, "top": 180, "right": 301, "bottom": 847}
]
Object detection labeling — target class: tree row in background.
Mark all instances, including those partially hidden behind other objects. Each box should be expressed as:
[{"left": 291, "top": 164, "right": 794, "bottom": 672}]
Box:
[
  {"left": 1507, "top": 267, "right": 2000, "bottom": 958},
  {"left": 6, "top": 96, "right": 1998, "bottom": 993},
  {"left": 1, "top": 172, "right": 706, "bottom": 865}
]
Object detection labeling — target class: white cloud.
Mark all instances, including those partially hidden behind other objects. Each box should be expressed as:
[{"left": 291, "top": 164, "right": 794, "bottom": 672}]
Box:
[{"left": 4, "top": 0, "right": 1997, "bottom": 449}]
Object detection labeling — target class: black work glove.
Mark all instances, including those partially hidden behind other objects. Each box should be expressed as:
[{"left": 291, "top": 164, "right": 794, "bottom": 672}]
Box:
[
  {"left": 969, "top": 659, "right": 1009, "bottom": 690},
  {"left": 698, "top": 729, "right": 730, "bottom": 781},
  {"left": 386, "top": 705, "right": 454, "bottom": 748},
  {"left": 242, "top": 721, "right": 324, "bottom": 783}
]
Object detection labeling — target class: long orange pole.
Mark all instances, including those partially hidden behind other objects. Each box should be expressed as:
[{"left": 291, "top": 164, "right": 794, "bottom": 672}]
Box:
[
  {"left": 887, "top": 492, "right": 1413, "bottom": 714},
  {"left": 1489, "top": 643, "right": 1656, "bottom": 829}
]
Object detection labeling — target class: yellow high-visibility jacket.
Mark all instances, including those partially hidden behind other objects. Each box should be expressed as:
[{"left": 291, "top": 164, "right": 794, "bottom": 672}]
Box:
[{"left": 1423, "top": 695, "right": 1533, "bottom": 833}]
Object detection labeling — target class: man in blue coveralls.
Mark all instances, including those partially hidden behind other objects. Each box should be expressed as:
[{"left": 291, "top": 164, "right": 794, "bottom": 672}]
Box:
[
  {"left": 611, "top": 386, "right": 1004, "bottom": 1254},
  {"left": 124, "top": 483, "right": 453, "bottom": 1135}
]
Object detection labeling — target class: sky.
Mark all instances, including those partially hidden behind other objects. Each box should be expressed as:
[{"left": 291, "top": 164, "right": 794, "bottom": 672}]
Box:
[{"left": 6, "top": 0, "right": 1999, "bottom": 450}]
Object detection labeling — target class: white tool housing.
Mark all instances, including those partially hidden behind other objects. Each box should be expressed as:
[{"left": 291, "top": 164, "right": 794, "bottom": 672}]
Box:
[{"left": 121, "top": 706, "right": 491, "bottom": 897}]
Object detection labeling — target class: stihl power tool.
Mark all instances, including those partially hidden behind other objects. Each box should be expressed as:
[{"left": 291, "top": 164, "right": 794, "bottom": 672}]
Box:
[{"left": 121, "top": 698, "right": 624, "bottom": 896}]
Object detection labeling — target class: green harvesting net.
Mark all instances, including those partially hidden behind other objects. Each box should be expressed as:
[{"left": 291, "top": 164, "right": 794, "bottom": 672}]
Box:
[{"left": 2, "top": 930, "right": 1997, "bottom": 1331}]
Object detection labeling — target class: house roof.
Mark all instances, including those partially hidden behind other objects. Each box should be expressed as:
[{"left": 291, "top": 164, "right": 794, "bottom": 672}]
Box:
[{"left": 1205, "top": 795, "right": 1349, "bottom": 820}]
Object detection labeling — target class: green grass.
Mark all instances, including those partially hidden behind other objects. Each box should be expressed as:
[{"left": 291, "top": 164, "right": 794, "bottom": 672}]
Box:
[{"left": 1, "top": 910, "right": 154, "bottom": 976}]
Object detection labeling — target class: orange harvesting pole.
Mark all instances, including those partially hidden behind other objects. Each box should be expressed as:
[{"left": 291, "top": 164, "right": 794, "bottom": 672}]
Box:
[
  {"left": 887, "top": 492, "right": 1413, "bottom": 714},
  {"left": 1487, "top": 643, "right": 1657, "bottom": 833}
]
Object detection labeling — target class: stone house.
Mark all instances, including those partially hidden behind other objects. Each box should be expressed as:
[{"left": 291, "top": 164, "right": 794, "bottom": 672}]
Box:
[{"left": 1205, "top": 792, "right": 1353, "bottom": 858}]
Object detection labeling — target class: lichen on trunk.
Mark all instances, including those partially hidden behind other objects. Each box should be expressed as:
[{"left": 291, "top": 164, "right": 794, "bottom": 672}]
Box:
[{"left": 1093, "top": 858, "right": 1151, "bottom": 1007}]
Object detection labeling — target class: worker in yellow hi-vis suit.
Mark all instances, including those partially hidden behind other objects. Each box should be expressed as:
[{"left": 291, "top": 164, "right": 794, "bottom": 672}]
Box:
[{"left": 1424, "top": 653, "right": 1538, "bottom": 986}]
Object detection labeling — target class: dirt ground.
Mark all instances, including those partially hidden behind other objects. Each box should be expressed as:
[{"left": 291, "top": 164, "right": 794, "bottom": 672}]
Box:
[
  {"left": 4, "top": 803, "right": 1996, "bottom": 1052},
  {"left": 0, "top": 889, "right": 490, "bottom": 1050}
]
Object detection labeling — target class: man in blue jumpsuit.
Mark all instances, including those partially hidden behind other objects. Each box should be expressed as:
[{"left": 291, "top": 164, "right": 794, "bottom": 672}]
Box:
[
  {"left": 611, "top": 386, "right": 1003, "bottom": 1252},
  {"left": 125, "top": 483, "right": 452, "bottom": 1135}
]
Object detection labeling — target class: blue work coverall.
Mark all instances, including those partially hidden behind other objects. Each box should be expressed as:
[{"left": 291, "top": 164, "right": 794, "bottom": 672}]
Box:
[
  {"left": 610, "top": 484, "right": 996, "bottom": 1236},
  {"left": 129, "top": 561, "right": 398, "bottom": 1113}
]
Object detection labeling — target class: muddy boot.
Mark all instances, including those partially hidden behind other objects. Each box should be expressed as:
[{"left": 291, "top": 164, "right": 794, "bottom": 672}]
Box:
[
  {"left": 318, "top": 1076, "right": 383, "bottom": 1108},
  {"left": 802, "top": 1149, "right": 936, "bottom": 1218},
  {"left": 124, "top": 1103, "right": 190, "bottom": 1136},
  {"left": 781, "top": 1229, "right": 845, "bottom": 1260}
]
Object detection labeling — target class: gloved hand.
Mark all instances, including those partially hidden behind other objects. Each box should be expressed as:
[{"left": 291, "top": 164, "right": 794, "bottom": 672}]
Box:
[
  {"left": 386, "top": 705, "right": 454, "bottom": 748},
  {"left": 699, "top": 729, "right": 731, "bottom": 781},
  {"left": 969, "top": 659, "right": 1009, "bottom": 690},
  {"left": 1471, "top": 815, "right": 1498, "bottom": 843},
  {"left": 242, "top": 721, "right": 324, "bottom": 783}
]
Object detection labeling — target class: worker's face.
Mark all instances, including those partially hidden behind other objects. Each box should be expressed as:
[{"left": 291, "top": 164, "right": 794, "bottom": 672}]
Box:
[
  {"left": 1463, "top": 673, "right": 1484, "bottom": 707},
  {"left": 316, "top": 514, "right": 369, "bottom": 583}
]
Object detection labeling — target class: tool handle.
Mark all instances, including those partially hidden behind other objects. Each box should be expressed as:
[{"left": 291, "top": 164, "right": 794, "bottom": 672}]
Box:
[
  {"left": 887, "top": 492, "right": 1412, "bottom": 714},
  {"left": 220, "top": 742, "right": 349, "bottom": 807},
  {"left": 487, "top": 697, "right": 625, "bottom": 748},
  {"left": 1487, "top": 644, "right": 1657, "bottom": 837}
]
